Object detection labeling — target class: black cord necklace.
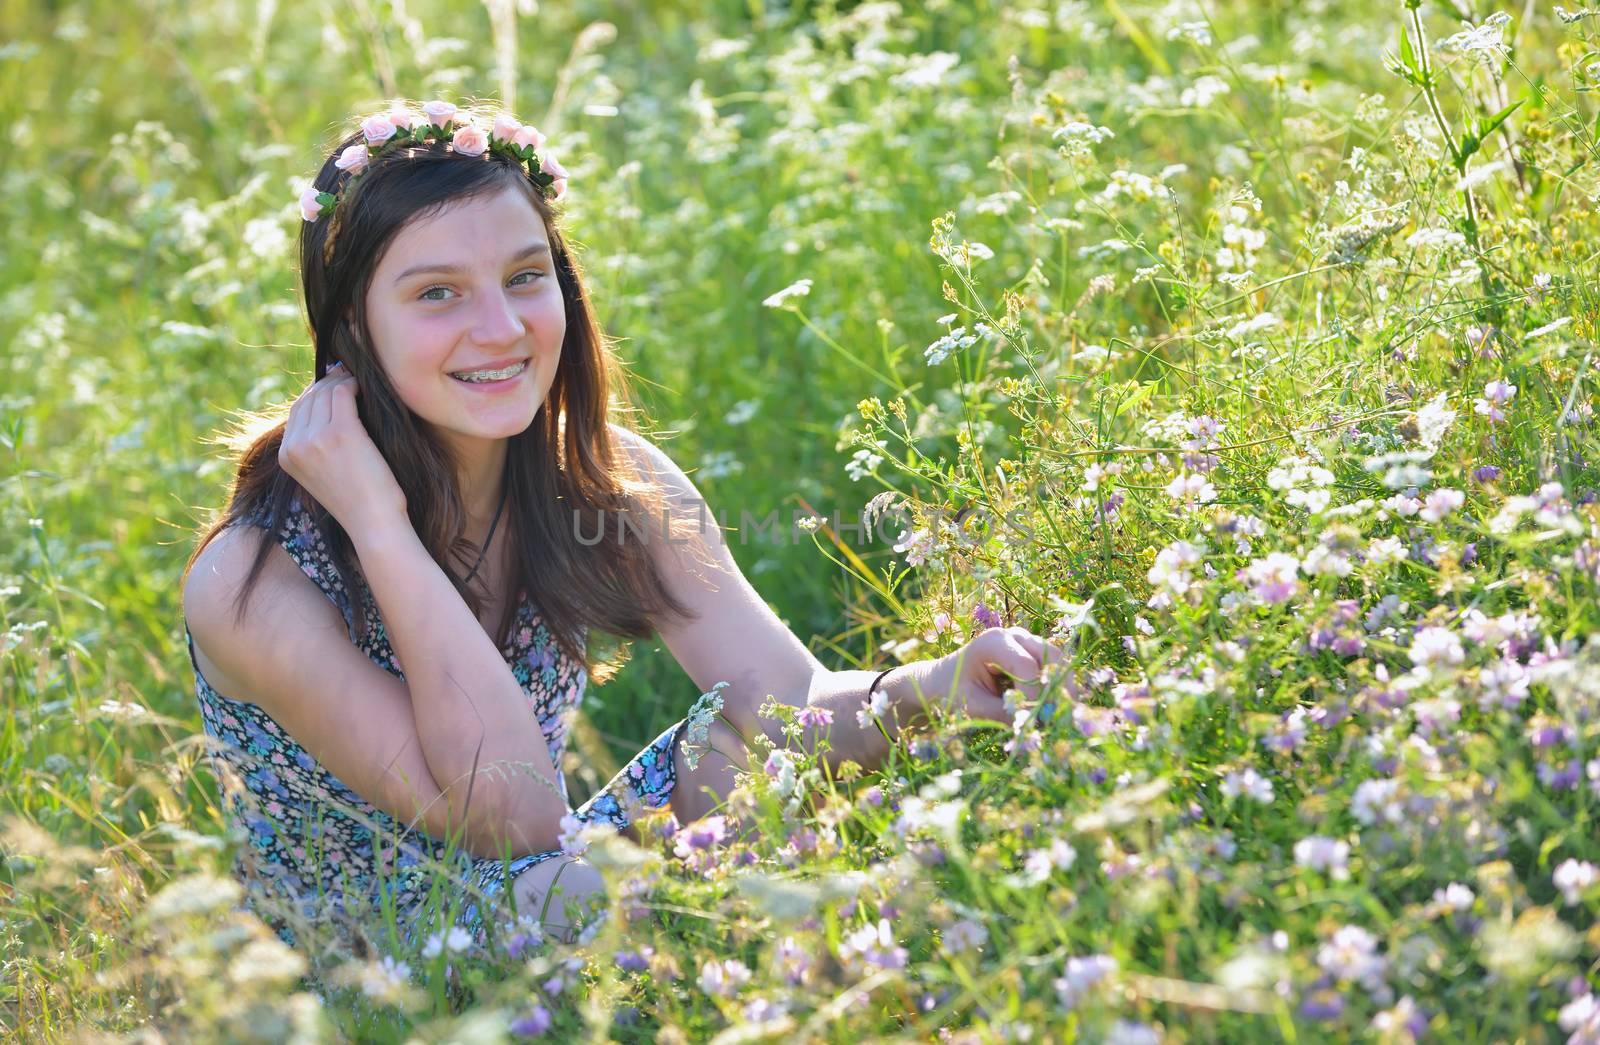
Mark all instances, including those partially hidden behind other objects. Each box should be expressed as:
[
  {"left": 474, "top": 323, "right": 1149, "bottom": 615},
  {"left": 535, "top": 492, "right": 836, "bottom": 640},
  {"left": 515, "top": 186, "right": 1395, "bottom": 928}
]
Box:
[{"left": 461, "top": 480, "right": 509, "bottom": 586}]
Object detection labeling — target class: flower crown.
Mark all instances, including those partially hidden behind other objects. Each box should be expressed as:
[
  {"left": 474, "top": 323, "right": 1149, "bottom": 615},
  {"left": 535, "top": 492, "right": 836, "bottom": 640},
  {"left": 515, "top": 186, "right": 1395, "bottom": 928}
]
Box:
[{"left": 296, "top": 99, "right": 570, "bottom": 228}]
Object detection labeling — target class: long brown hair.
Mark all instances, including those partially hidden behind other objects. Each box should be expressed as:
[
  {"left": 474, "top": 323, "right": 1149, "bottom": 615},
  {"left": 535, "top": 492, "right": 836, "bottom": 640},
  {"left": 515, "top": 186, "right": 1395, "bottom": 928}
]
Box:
[{"left": 183, "top": 103, "right": 703, "bottom": 681}]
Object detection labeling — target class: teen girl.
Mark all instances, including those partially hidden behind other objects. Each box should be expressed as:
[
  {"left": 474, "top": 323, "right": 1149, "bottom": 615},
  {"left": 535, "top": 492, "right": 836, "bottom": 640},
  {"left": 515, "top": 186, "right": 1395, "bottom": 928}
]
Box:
[{"left": 180, "top": 98, "right": 1063, "bottom": 950}]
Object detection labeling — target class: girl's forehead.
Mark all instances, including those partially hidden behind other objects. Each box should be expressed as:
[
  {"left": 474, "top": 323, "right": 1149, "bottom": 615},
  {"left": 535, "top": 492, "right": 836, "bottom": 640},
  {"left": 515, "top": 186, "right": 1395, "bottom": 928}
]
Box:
[{"left": 388, "top": 187, "right": 549, "bottom": 258}]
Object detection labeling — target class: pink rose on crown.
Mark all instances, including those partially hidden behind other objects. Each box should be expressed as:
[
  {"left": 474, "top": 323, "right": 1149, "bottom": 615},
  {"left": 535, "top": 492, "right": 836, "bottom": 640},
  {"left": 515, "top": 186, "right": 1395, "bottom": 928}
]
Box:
[
  {"left": 334, "top": 143, "right": 369, "bottom": 174},
  {"left": 298, "top": 186, "right": 324, "bottom": 221},
  {"left": 512, "top": 124, "right": 546, "bottom": 151},
  {"left": 386, "top": 105, "right": 415, "bottom": 130},
  {"left": 451, "top": 123, "right": 489, "bottom": 157},
  {"left": 423, "top": 99, "right": 457, "bottom": 127},
  {"left": 550, "top": 178, "right": 567, "bottom": 199},
  {"left": 540, "top": 152, "right": 568, "bottom": 180},
  {"left": 492, "top": 113, "right": 522, "bottom": 142},
  {"left": 360, "top": 114, "right": 397, "bottom": 145}
]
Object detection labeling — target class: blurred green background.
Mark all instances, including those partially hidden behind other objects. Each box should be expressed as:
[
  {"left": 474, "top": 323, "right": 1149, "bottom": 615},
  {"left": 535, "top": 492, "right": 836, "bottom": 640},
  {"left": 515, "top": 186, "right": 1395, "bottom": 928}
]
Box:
[{"left": 1, "top": 0, "right": 1059, "bottom": 803}]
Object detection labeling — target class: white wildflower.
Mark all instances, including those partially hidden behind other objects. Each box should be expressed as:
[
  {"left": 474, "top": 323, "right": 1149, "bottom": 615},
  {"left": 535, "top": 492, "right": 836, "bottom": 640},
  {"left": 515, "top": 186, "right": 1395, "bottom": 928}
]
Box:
[{"left": 762, "top": 278, "right": 813, "bottom": 309}]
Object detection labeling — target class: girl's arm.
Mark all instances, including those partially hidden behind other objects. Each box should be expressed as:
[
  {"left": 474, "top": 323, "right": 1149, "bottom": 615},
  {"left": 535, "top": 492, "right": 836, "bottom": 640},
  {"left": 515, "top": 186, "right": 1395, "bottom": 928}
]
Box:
[
  {"left": 351, "top": 515, "right": 570, "bottom": 853},
  {"left": 614, "top": 424, "right": 1062, "bottom": 822},
  {"left": 272, "top": 359, "right": 570, "bottom": 854}
]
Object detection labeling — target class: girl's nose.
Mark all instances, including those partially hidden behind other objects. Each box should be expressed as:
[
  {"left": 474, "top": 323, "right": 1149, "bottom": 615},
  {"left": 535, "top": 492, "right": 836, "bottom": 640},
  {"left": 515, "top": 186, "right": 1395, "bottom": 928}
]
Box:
[{"left": 472, "top": 290, "right": 526, "bottom": 344}]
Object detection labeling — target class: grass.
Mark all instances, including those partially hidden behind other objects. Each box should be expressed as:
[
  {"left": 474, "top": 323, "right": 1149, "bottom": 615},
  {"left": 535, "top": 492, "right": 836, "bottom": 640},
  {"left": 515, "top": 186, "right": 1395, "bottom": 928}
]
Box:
[{"left": 5, "top": 0, "right": 1600, "bottom": 1040}]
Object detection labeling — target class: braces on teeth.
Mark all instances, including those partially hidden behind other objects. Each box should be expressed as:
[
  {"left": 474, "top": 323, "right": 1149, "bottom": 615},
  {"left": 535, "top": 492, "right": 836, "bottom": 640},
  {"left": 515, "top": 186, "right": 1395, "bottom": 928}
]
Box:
[{"left": 452, "top": 361, "right": 527, "bottom": 382}]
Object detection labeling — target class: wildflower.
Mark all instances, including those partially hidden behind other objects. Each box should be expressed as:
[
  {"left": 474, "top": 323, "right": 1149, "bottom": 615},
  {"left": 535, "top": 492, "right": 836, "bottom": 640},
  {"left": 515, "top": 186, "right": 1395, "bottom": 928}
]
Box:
[
  {"left": 774, "top": 935, "right": 813, "bottom": 986},
  {"left": 893, "top": 527, "right": 935, "bottom": 566},
  {"left": 763, "top": 750, "right": 798, "bottom": 798},
  {"left": 1224, "top": 310, "right": 1280, "bottom": 337},
  {"left": 145, "top": 872, "right": 243, "bottom": 922},
  {"left": 1165, "top": 471, "right": 1217, "bottom": 510},
  {"left": 796, "top": 705, "right": 833, "bottom": 728},
  {"left": 1104, "top": 1021, "right": 1162, "bottom": 1045},
  {"left": 1431, "top": 882, "right": 1475, "bottom": 914},
  {"left": 1263, "top": 707, "right": 1309, "bottom": 755},
  {"left": 1414, "top": 394, "right": 1457, "bottom": 451},
  {"left": 1302, "top": 537, "right": 1356, "bottom": 578},
  {"left": 1244, "top": 552, "right": 1301, "bottom": 605},
  {"left": 1437, "top": 12, "right": 1512, "bottom": 67},
  {"left": 1365, "top": 536, "right": 1409, "bottom": 565},
  {"left": 741, "top": 995, "right": 790, "bottom": 1023},
  {"left": 1148, "top": 539, "right": 1205, "bottom": 598},
  {"left": 680, "top": 681, "right": 729, "bottom": 771},
  {"left": 1293, "top": 835, "right": 1351, "bottom": 880},
  {"left": 672, "top": 809, "right": 729, "bottom": 857},
  {"left": 615, "top": 946, "right": 654, "bottom": 973},
  {"left": 724, "top": 399, "right": 758, "bottom": 425},
  {"left": 228, "top": 937, "right": 307, "bottom": 985},
  {"left": 1406, "top": 226, "right": 1470, "bottom": 253},
  {"left": 421, "top": 926, "right": 473, "bottom": 958},
  {"left": 1419, "top": 488, "right": 1465, "bottom": 523},
  {"left": 1053, "top": 953, "right": 1117, "bottom": 1009},
  {"left": 1371, "top": 996, "right": 1428, "bottom": 1041},
  {"left": 1559, "top": 993, "right": 1600, "bottom": 1041},
  {"left": 943, "top": 918, "right": 988, "bottom": 954},
  {"left": 761, "top": 278, "right": 813, "bottom": 309},
  {"left": 846, "top": 447, "right": 883, "bottom": 481},
  {"left": 360, "top": 955, "right": 412, "bottom": 1003},
  {"left": 1053, "top": 121, "right": 1115, "bottom": 144},
  {"left": 1221, "top": 768, "right": 1275, "bottom": 804},
  {"left": 1166, "top": 20, "right": 1213, "bottom": 45},
  {"left": 505, "top": 914, "right": 544, "bottom": 958},
  {"left": 1324, "top": 214, "right": 1407, "bottom": 264},
  {"left": 1267, "top": 455, "right": 1335, "bottom": 514},
  {"left": 893, "top": 796, "right": 964, "bottom": 839},
  {"left": 1316, "top": 924, "right": 1388, "bottom": 996},
  {"left": 510, "top": 1005, "right": 553, "bottom": 1037},
  {"left": 839, "top": 917, "right": 909, "bottom": 972},
  {"left": 1181, "top": 73, "right": 1230, "bottom": 108},
  {"left": 1473, "top": 379, "right": 1517, "bottom": 424},
  {"left": 1022, "top": 838, "right": 1078, "bottom": 883},
  {"left": 1096, "top": 169, "right": 1167, "bottom": 204},
  {"left": 1351, "top": 778, "right": 1404, "bottom": 826},
  {"left": 540, "top": 955, "right": 584, "bottom": 997},
  {"left": 856, "top": 685, "right": 890, "bottom": 729},
  {"left": 558, "top": 812, "right": 589, "bottom": 856},
  {"left": 973, "top": 601, "right": 1004, "bottom": 630},
  {"left": 1553, "top": 859, "right": 1599, "bottom": 905},
  {"left": 1408, "top": 626, "right": 1464, "bottom": 676},
  {"left": 925, "top": 325, "right": 979, "bottom": 365}
]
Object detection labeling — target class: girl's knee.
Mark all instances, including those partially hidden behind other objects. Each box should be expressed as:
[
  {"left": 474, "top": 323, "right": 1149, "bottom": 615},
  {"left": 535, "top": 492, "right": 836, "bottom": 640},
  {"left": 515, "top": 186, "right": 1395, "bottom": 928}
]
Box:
[{"left": 511, "top": 856, "right": 606, "bottom": 941}]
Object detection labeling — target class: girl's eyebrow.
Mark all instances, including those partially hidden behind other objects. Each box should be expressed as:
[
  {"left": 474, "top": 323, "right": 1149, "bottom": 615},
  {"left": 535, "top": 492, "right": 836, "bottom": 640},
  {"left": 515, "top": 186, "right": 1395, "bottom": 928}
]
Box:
[{"left": 393, "top": 241, "right": 551, "bottom": 285}]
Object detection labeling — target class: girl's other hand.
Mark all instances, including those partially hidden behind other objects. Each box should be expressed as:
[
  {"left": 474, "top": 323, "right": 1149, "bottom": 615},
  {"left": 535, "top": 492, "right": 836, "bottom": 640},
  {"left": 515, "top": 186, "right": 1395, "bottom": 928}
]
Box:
[
  {"left": 899, "top": 626, "right": 1069, "bottom": 732},
  {"left": 277, "top": 361, "right": 409, "bottom": 536}
]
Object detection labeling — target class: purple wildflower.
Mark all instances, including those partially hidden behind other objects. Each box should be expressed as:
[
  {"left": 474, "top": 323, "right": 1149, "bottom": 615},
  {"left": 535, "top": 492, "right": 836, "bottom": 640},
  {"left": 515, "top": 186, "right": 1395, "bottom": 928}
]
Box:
[{"left": 510, "top": 1005, "right": 553, "bottom": 1037}]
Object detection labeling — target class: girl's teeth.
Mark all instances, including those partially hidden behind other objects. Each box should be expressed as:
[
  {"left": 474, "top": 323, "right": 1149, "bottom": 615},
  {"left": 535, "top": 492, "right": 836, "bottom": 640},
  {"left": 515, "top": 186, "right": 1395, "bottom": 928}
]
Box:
[{"left": 451, "top": 360, "right": 528, "bottom": 382}]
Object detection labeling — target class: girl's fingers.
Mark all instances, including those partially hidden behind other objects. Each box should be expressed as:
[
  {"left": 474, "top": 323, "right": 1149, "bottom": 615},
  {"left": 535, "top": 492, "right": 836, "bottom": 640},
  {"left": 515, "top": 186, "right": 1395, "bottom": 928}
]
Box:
[
  {"left": 1008, "top": 629, "right": 1070, "bottom": 683},
  {"left": 314, "top": 373, "right": 354, "bottom": 427}
]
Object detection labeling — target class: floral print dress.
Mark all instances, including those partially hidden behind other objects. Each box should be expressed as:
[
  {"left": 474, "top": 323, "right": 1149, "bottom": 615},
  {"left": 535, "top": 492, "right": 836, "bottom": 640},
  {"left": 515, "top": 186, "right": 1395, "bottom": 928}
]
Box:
[{"left": 186, "top": 494, "right": 687, "bottom": 949}]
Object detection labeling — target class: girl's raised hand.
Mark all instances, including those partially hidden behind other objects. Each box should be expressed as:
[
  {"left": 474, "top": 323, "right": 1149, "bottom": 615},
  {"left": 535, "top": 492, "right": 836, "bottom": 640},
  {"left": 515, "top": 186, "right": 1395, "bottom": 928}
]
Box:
[{"left": 277, "top": 362, "right": 409, "bottom": 537}]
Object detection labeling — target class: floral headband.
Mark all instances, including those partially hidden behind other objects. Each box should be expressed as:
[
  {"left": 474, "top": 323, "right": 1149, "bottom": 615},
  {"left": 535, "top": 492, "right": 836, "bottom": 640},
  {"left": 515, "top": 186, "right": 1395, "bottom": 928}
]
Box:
[{"left": 296, "top": 100, "right": 570, "bottom": 233}]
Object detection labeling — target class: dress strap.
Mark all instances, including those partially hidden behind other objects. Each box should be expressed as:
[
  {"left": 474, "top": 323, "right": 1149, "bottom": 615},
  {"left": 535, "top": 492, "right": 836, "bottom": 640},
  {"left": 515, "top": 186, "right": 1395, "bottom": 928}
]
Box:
[{"left": 267, "top": 494, "right": 361, "bottom": 643}]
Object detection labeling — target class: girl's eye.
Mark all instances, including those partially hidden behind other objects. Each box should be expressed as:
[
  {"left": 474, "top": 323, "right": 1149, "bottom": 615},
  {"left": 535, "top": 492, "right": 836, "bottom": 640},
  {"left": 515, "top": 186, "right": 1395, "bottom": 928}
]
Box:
[{"left": 418, "top": 271, "right": 542, "bottom": 302}]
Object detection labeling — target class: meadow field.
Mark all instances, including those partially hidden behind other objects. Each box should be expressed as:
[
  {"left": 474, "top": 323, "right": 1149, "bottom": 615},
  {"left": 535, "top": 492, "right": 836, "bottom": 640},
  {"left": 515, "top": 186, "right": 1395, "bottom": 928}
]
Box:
[{"left": 5, "top": 0, "right": 1600, "bottom": 1039}]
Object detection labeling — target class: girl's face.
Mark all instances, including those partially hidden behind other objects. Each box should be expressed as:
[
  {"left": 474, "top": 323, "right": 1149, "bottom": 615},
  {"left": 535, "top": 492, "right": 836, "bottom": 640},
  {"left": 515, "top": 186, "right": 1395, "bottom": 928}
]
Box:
[{"left": 364, "top": 183, "right": 566, "bottom": 452}]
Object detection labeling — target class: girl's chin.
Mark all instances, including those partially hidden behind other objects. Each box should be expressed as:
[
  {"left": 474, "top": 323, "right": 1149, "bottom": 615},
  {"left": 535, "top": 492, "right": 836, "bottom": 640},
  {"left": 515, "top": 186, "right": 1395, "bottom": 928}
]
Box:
[{"left": 418, "top": 404, "right": 541, "bottom": 442}]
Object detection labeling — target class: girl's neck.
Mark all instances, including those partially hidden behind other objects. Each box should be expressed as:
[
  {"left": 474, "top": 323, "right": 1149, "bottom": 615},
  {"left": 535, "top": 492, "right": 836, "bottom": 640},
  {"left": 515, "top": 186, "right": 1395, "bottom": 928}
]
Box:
[{"left": 450, "top": 435, "right": 511, "bottom": 523}]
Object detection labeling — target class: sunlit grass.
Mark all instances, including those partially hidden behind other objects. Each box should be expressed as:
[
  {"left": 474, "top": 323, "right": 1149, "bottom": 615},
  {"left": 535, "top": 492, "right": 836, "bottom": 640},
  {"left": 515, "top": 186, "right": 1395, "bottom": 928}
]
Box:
[{"left": 5, "top": 0, "right": 1600, "bottom": 1040}]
